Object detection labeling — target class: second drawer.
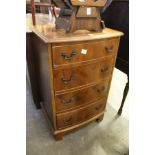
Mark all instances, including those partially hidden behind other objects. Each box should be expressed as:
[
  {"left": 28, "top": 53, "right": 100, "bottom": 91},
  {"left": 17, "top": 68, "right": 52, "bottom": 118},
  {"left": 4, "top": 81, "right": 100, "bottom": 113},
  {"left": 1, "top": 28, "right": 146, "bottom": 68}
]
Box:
[{"left": 53, "top": 56, "right": 114, "bottom": 92}]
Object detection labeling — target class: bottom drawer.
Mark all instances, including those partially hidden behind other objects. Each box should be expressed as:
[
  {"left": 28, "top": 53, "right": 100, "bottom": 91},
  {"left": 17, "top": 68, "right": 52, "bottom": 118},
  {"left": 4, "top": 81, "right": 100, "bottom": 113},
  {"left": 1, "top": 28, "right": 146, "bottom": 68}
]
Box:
[{"left": 56, "top": 98, "right": 107, "bottom": 129}]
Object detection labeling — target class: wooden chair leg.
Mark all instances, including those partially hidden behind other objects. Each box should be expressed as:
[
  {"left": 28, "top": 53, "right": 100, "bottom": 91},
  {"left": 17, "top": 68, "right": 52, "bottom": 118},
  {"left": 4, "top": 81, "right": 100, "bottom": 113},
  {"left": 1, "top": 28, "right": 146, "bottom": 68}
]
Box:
[{"left": 118, "top": 77, "right": 129, "bottom": 116}]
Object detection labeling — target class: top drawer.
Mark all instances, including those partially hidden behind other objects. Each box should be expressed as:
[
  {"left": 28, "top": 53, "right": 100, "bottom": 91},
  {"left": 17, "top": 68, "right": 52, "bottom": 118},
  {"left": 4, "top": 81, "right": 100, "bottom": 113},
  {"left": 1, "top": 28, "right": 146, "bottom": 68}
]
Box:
[{"left": 52, "top": 38, "right": 119, "bottom": 67}]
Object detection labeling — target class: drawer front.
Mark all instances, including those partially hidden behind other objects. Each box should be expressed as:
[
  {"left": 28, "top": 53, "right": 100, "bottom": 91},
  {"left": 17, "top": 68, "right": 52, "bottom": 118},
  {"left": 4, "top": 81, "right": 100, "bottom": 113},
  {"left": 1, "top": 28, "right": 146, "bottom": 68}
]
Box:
[
  {"left": 56, "top": 99, "right": 107, "bottom": 129},
  {"left": 53, "top": 56, "right": 114, "bottom": 92},
  {"left": 55, "top": 79, "right": 110, "bottom": 112},
  {"left": 52, "top": 38, "right": 119, "bottom": 67}
]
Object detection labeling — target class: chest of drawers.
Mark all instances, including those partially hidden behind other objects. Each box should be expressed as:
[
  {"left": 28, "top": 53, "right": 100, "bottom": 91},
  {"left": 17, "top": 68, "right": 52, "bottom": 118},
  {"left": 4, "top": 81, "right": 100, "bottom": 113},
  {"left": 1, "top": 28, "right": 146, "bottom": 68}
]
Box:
[{"left": 31, "top": 26, "right": 123, "bottom": 140}]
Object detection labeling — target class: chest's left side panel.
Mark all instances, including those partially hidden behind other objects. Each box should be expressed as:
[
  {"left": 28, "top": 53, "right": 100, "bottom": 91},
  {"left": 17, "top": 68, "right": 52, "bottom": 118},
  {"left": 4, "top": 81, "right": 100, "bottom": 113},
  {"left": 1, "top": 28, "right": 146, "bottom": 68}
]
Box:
[{"left": 32, "top": 34, "right": 56, "bottom": 129}]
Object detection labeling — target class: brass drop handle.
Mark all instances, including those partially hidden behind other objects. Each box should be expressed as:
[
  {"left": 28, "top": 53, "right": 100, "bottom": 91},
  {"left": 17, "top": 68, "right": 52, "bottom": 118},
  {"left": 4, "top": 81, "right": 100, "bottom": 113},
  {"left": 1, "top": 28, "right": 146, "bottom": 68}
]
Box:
[
  {"left": 101, "top": 67, "right": 109, "bottom": 73},
  {"left": 105, "top": 45, "right": 114, "bottom": 53},
  {"left": 61, "top": 71, "right": 75, "bottom": 84},
  {"left": 95, "top": 104, "right": 103, "bottom": 110},
  {"left": 61, "top": 51, "right": 77, "bottom": 61},
  {"left": 97, "top": 86, "right": 105, "bottom": 93},
  {"left": 61, "top": 98, "right": 73, "bottom": 105},
  {"left": 64, "top": 117, "right": 73, "bottom": 124}
]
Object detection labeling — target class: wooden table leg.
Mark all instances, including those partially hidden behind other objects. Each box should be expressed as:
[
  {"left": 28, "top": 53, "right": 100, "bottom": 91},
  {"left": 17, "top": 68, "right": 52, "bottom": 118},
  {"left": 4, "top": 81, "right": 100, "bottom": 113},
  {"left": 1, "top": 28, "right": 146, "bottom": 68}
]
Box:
[{"left": 117, "top": 76, "right": 129, "bottom": 116}]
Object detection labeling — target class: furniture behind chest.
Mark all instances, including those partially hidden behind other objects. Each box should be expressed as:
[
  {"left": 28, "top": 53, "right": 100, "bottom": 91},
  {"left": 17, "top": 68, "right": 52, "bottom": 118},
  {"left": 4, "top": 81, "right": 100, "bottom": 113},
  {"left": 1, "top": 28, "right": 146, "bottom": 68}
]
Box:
[
  {"left": 101, "top": 0, "right": 129, "bottom": 115},
  {"left": 31, "top": 25, "right": 123, "bottom": 140}
]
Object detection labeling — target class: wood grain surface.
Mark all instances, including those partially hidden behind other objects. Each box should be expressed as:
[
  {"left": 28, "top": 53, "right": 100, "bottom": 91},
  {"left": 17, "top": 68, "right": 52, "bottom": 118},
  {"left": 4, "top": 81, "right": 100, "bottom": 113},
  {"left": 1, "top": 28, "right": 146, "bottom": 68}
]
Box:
[
  {"left": 71, "top": 0, "right": 107, "bottom": 7},
  {"left": 55, "top": 78, "right": 110, "bottom": 112},
  {"left": 56, "top": 98, "right": 107, "bottom": 129},
  {"left": 29, "top": 25, "right": 123, "bottom": 140},
  {"left": 53, "top": 56, "right": 114, "bottom": 92},
  {"left": 32, "top": 26, "right": 123, "bottom": 43},
  {"left": 52, "top": 38, "right": 119, "bottom": 67}
]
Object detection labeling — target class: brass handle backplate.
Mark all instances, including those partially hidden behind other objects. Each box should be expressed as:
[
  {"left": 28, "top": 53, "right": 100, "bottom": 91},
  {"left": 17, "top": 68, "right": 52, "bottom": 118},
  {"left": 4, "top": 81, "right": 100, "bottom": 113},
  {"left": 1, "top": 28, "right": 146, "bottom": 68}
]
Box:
[
  {"left": 95, "top": 104, "right": 103, "bottom": 110},
  {"left": 97, "top": 86, "right": 105, "bottom": 93},
  {"left": 61, "top": 71, "right": 75, "bottom": 84},
  {"left": 105, "top": 45, "right": 114, "bottom": 53},
  {"left": 64, "top": 117, "right": 73, "bottom": 125},
  {"left": 101, "top": 67, "right": 109, "bottom": 73},
  {"left": 61, "top": 51, "right": 77, "bottom": 61},
  {"left": 61, "top": 98, "right": 73, "bottom": 105}
]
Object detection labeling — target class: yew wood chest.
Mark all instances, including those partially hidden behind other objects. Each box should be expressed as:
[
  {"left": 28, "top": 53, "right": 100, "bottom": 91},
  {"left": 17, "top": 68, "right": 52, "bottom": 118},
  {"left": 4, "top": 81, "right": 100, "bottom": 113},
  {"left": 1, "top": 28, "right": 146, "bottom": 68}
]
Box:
[{"left": 31, "top": 26, "right": 123, "bottom": 140}]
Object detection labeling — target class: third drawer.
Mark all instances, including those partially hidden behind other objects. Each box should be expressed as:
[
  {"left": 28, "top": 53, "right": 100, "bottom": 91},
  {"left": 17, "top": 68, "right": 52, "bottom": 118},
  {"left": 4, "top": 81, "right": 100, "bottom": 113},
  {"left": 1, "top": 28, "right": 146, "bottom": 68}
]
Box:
[{"left": 55, "top": 78, "right": 110, "bottom": 112}]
